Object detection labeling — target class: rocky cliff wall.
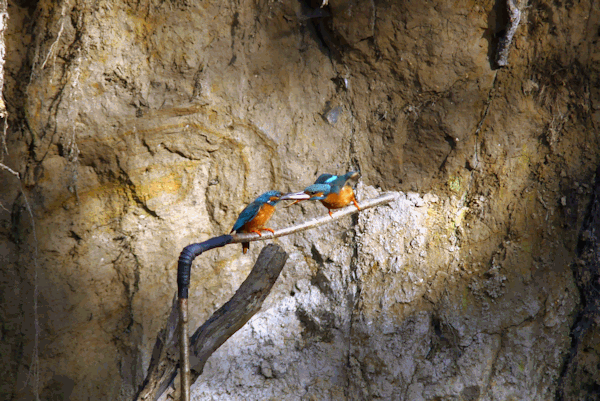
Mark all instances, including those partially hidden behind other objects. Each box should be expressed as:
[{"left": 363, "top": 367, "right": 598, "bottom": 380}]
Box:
[{"left": 1, "top": 0, "right": 600, "bottom": 399}]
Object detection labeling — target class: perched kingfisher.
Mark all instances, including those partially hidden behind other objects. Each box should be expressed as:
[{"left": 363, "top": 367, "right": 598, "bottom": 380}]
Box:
[
  {"left": 281, "top": 171, "right": 360, "bottom": 216},
  {"left": 230, "top": 190, "right": 282, "bottom": 254}
]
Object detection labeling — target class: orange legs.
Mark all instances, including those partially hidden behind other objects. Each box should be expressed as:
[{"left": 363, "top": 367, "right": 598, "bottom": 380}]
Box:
[
  {"left": 249, "top": 228, "right": 274, "bottom": 236},
  {"left": 241, "top": 228, "right": 275, "bottom": 254}
]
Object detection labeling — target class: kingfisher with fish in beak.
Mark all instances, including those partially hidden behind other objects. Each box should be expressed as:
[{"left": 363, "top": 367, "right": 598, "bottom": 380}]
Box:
[{"left": 281, "top": 171, "right": 360, "bottom": 216}]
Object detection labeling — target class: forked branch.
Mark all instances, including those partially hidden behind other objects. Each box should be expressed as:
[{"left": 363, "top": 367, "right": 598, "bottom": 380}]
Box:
[
  {"left": 135, "top": 244, "right": 288, "bottom": 401},
  {"left": 136, "top": 193, "right": 396, "bottom": 401}
]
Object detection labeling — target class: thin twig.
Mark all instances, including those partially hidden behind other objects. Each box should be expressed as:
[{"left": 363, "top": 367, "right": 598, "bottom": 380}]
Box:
[
  {"left": 0, "top": 161, "right": 19, "bottom": 177},
  {"left": 40, "top": 8, "right": 65, "bottom": 71},
  {"left": 0, "top": 7, "right": 9, "bottom": 159},
  {"left": 178, "top": 299, "right": 190, "bottom": 401}
]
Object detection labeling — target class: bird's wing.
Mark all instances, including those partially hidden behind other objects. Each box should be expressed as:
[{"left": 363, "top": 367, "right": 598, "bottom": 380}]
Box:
[
  {"left": 231, "top": 201, "right": 261, "bottom": 233},
  {"left": 314, "top": 172, "right": 359, "bottom": 193},
  {"left": 314, "top": 173, "right": 337, "bottom": 184},
  {"left": 328, "top": 176, "right": 352, "bottom": 193}
]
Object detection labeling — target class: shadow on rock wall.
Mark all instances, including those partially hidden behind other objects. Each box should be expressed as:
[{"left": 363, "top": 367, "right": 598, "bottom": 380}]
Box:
[{"left": 1, "top": 0, "right": 600, "bottom": 399}]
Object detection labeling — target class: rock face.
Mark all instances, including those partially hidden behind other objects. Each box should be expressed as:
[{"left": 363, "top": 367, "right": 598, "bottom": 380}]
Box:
[{"left": 1, "top": 0, "right": 600, "bottom": 399}]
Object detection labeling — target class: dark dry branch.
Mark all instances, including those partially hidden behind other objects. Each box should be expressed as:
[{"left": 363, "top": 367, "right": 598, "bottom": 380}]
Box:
[
  {"left": 135, "top": 244, "right": 288, "bottom": 401},
  {"left": 188, "top": 244, "right": 288, "bottom": 380}
]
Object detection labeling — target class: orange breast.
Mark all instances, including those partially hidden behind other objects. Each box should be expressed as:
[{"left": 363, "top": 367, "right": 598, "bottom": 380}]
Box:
[
  {"left": 240, "top": 203, "right": 276, "bottom": 232},
  {"left": 321, "top": 185, "right": 355, "bottom": 210}
]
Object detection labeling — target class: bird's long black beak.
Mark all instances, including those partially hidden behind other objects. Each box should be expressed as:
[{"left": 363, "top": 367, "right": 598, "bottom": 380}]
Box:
[{"left": 280, "top": 191, "right": 311, "bottom": 201}]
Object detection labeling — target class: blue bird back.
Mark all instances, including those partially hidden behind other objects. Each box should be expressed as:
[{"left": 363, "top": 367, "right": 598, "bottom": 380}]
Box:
[
  {"left": 231, "top": 201, "right": 262, "bottom": 233},
  {"left": 315, "top": 173, "right": 336, "bottom": 184},
  {"left": 313, "top": 171, "right": 358, "bottom": 194},
  {"left": 231, "top": 190, "right": 282, "bottom": 233}
]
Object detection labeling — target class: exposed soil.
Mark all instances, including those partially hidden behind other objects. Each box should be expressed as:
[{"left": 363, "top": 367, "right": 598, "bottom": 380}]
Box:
[{"left": 1, "top": 0, "right": 600, "bottom": 399}]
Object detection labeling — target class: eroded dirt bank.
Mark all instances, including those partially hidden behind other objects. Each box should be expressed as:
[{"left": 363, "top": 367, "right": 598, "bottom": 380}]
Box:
[{"left": 1, "top": 0, "right": 600, "bottom": 399}]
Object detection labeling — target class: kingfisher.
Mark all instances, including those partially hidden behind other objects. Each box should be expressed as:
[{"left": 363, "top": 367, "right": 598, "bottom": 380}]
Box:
[
  {"left": 281, "top": 171, "right": 360, "bottom": 216},
  {"left": 230, "top": 190, "right": 282, "bottom": 254}
]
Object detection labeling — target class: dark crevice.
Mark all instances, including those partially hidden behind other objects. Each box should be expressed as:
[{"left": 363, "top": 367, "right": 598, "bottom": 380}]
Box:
[
  {"left": 556, "top": 162, "right": 600, "bottom": 400},
  {"left": 297, "top": 0, "right": 345, "bottom": 62},
  {"left": 228, "top": 11, "right": 240, "bottom": 65},
  {"left": 438, "top": 133, "right": 459, "bottom": 173}
]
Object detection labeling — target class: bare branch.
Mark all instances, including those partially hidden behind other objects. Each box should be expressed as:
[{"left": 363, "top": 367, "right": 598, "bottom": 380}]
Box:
[
  {"left": 0, "top": 162, "right": 19, "bottom": 177},
  {"left": 231, "top": 192, "right": 397, "bottom": 244},
  {"left": 138, "top": 192, "right": 396, "bottom": 400},
  {"left": 0, "top": 2, "right": 8, "bottom": 159},
  {"left": 135, "top": 244, "right": 288, "bottom": 401}
]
